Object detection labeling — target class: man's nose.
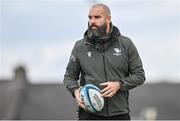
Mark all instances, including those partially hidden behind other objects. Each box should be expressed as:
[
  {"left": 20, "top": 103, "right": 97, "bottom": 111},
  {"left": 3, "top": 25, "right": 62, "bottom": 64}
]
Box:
[{"left": 90, "top": 17, "right": 96, "bottom": 24}]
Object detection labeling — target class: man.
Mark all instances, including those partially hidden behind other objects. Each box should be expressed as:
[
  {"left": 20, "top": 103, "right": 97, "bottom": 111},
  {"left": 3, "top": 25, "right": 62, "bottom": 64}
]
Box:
[{"left": 63, "top": 3, "right": 145, "bottom": 120}]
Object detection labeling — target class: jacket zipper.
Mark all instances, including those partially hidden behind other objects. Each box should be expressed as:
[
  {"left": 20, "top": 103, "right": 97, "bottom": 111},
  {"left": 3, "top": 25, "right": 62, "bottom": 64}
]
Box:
[{"left": 102, "top": 42, "right": 109, "bottom": 118}]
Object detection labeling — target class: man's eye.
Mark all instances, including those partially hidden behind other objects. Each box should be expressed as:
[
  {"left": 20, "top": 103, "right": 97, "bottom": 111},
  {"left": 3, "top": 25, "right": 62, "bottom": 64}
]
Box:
[
  {"left": 88, "top": 16, "right": 92, "bottom": 19},
  {"left": 94, "top": 16, "right": 101, "bottom": 19}
]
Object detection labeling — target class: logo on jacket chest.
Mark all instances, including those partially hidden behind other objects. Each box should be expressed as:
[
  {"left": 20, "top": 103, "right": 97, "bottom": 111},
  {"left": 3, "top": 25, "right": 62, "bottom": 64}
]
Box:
[
  {"left": 87, "top": 51, "right": 92, "bottom": 58},
  {"left": 113, "top": 48, "right": 122, "bottom": 56}
]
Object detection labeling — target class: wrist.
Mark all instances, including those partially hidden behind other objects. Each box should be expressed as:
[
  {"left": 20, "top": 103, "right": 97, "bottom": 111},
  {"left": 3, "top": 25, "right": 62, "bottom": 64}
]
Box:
[
  {"left": 117, "top": 81, "right": 122, "bottom": 90},
  {"left": 72, "top": 87, "right": 79, "bottom": 98},
  {"left": 74, "top": 88, "right": 79, "bottom": 96}
]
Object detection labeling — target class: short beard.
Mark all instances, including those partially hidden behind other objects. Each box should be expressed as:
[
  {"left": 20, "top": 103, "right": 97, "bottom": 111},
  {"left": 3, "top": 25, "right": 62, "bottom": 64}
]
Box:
[{"left": 87, "top": 22, "right": 107, "bottom": 40}]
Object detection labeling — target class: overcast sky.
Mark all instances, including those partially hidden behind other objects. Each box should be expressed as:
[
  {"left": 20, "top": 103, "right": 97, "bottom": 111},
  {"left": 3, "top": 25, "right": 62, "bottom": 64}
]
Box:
[{"left": 0, "top": 0, "right": 180, "bottom": 83}]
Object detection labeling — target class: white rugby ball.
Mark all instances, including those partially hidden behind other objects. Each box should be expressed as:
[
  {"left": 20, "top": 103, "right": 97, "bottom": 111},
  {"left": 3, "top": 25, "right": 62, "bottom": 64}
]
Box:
[{"left": 80, "top": 84, "right": 104, "bottom": 112}]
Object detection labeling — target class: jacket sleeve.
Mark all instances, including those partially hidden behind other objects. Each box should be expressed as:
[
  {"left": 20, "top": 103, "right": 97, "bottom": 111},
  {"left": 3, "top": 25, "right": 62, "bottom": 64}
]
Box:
[
  {"left": 120, "top": 37, "right": 145, "bottom": 91},
  {"left": 63, "top": 41, "right": 81, "bottom": 97}
]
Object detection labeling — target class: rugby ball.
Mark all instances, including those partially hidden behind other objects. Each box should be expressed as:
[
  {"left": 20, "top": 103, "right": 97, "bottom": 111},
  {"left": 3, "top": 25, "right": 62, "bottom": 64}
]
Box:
[{"left": 80, "top": 84, "right": 104, "bottom": 112}]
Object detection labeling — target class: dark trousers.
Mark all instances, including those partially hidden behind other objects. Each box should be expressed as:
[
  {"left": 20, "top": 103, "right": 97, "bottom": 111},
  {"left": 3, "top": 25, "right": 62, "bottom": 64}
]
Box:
[{"left": 78, "top": 109, "right": 130, "bottom": 120}]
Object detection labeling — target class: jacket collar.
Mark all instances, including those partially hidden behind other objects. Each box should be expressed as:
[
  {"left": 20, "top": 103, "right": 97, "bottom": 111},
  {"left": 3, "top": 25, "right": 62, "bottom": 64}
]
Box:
[{"left": 84, "top": 23, "right": 121, "bottom": 46}]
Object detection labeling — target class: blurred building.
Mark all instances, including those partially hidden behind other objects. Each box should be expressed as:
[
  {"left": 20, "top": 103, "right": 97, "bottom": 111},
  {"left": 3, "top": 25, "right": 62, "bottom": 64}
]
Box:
[{"left": 0, "top": 66, "right": 180, "bottom": 120}]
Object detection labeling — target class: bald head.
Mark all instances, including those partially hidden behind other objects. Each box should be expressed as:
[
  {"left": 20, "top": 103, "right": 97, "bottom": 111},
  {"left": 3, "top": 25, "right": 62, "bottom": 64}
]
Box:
[
  {"left": 91, "top": 3, "right": 111, "bottom": 17},
  {"left": 88, "top": 3, "right": 111, "bottom": 33}
]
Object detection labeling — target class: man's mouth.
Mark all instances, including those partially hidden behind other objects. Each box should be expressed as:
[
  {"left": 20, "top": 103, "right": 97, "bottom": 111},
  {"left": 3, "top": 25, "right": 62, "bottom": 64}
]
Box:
[
  {"left": 91, "top": 26, "right": 97, "bottom": 29},
  {"left": 90, "top": 24, "right": 99, "bottom": 29}
]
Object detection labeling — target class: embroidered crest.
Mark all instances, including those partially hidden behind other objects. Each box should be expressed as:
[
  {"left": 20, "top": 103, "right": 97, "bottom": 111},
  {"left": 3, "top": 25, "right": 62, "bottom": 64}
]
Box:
[{"left": 113, "top": 48, "right": 122, "bottom": 56}]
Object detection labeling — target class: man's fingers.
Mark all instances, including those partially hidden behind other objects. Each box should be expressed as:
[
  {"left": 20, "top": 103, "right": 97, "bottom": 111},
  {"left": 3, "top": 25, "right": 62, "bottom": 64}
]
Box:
[
  {"left": 100, "top": 82, "right": 112, "bottom": 97},
  {"left": 100, "top": 82, "right": 108, "bottom": 86},
  {"left": 74, "top": 88, "right": 83, "bottom": 103},
  {"left": 101, "top": 86, "right": 109, "bottom": 93},
  {"left": 76, "top": 96, "right": 86, "bottom": 109},
  {"left": 77, "top": 97, "right": 83, "bottom": 104},
  {"left": 100, "top": 82, "right": 109, "bottom": 93},
  {"left": 74, "top": 88, "right": 85, "bottom": 110},
  {"left": 78, "top": 101, "right": 85, "bottom": 108},
  {"left": 101, "top": 89, "right": 113, "bottom": 97},
  {"left": 76, "top": 98, "right": 86, "bottom": 110},
  {"left": 103, "top": 92, "right": 113, "bottom": 98}
]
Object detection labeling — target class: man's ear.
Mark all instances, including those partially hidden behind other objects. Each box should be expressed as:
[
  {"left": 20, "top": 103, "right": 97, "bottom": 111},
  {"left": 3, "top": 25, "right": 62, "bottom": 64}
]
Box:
[{"left": 106, "top": 16, "right": 111, "bottom": 24}]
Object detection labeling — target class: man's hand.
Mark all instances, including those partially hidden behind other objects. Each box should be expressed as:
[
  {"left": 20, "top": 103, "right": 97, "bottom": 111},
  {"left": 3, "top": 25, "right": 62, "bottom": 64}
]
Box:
[
  {"left": 74, "top": 88, "right": 86, "bottom": 110},
  {"left": 100, "top": 81, "right": 121, "bottom": 98}
]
